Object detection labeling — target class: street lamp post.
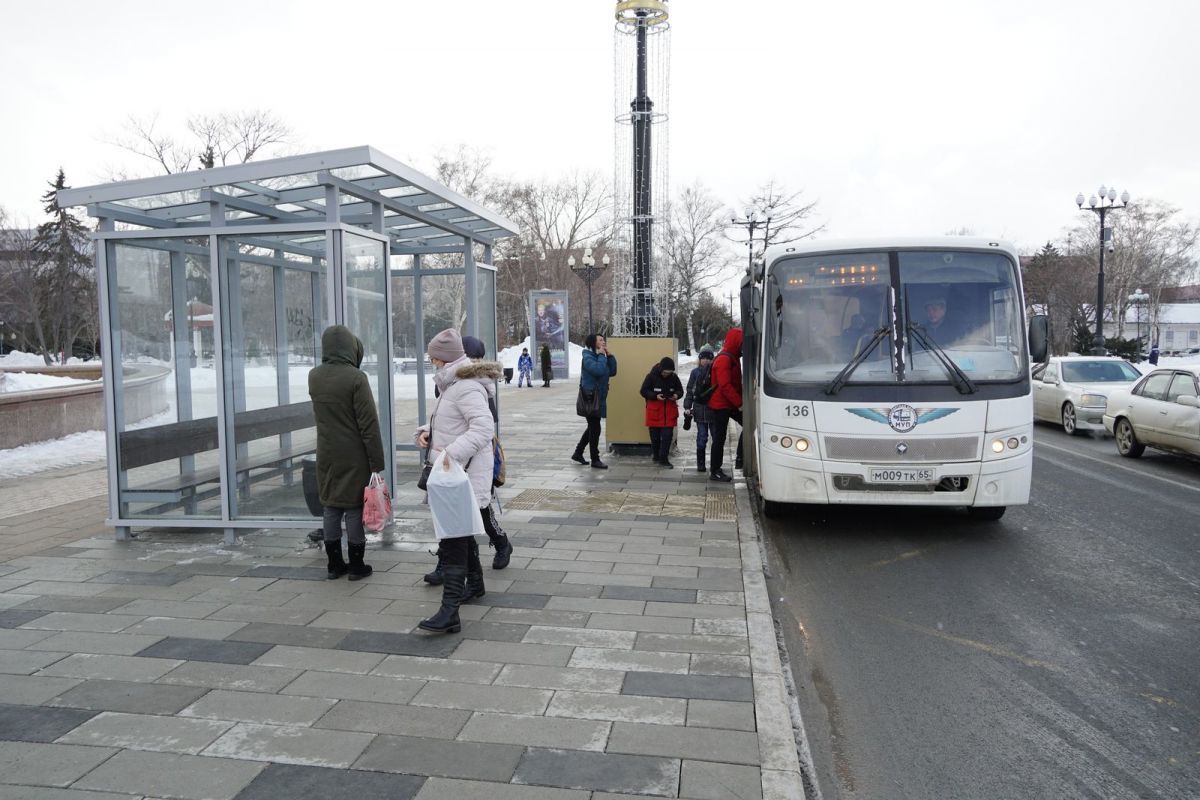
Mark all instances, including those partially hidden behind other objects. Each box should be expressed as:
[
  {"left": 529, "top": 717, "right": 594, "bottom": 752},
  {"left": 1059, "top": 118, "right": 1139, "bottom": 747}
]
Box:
[
  {"left": 1076, "top": 186, "right": 1131, "bottom": 355},
  {"left": 1128, "top": 287, "right": 1149, "bottom": 352},
  {"left": 569, "top": 248, "right": 610, "bottom": 335},
  {"left": 730, "top": 207, "right": 771, "bottom": 275}
]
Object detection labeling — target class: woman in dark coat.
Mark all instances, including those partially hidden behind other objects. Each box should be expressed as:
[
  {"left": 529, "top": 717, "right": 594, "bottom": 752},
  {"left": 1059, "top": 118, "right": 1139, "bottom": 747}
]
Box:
[
  {"left": 572, "top": 334, "right": 618, "bottom": 469},
  {"left": 540, "top": 344, "right": 553, "bottom": 387},
  {"left": 308, "top": 325, "right": 386, "bottom": 581},
  {"left": 640, "top": 357, "right": 684, "bottom": 468}
]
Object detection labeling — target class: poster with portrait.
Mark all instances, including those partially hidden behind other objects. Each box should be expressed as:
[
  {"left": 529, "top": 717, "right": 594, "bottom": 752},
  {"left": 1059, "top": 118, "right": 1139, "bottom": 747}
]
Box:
[{"left": 529, "top": 290, "right": 570, "bottom": 379}]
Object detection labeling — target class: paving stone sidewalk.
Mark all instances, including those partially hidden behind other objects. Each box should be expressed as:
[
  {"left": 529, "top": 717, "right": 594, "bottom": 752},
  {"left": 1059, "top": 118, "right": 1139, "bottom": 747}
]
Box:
[{"left": 0, "top": 379, "right": 805, "bottom": 799}]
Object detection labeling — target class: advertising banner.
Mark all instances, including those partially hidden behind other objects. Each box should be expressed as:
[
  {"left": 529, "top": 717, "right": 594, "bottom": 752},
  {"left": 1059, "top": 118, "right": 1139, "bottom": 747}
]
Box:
[{"left": 529, "top": 290, "right": 570, "bottom": 379}]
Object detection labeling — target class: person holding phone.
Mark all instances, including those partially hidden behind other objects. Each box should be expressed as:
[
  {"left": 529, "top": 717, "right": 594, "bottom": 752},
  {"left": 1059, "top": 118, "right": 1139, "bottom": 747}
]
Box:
[{"left": 640, "top": 356, "right": 684, "bottom": 468}]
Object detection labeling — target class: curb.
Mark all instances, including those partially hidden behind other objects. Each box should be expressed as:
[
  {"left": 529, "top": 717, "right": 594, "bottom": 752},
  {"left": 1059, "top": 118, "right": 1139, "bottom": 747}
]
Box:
[{"left": 735, "top": 477, "right": 818, "bottom": 800}]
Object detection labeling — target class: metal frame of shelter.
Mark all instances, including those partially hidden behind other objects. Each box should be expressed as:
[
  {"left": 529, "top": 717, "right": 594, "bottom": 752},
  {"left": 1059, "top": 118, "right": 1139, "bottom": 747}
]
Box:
[{"left": 59, "top": 146, "right": 519, "bottom": 544}]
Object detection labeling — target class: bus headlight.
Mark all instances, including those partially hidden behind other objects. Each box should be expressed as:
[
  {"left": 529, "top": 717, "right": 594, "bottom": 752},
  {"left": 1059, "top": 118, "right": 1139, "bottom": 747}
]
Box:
[
  {"left": 1079, "top": 393, "right": 1106, "bottom": 408},
  {"left": 780, "top": 436, "right": 793, "bottom": 449},
  {"left": 795, "top": 437, "right": 810, "bottom": 452},
  {"left": 1007, "top": 437, "right": 1020, "bottom": 449},
  {"left": 991, "top": 439, "right": 1005, "bottom": 453}
]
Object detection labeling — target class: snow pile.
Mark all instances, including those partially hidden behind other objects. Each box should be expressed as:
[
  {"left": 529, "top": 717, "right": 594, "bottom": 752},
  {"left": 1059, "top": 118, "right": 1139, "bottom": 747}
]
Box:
[
  {"left": 0, "top": 371, "right": 95, "bottom": 394},
  {"left": 0, "top": 430, "right": 107, "bottom": 479},
  {"left": 0, "top": 350, "right": 47, "bottom": 367},
  {"left": 498, "top": 336, "right": 585, "bottom": 376}
]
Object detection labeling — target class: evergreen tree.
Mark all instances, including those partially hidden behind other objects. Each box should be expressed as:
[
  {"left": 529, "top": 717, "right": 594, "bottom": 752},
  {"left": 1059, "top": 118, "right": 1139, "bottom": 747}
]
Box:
[{"left": 32, "top": 169, "right": 95, "bottom": 363}]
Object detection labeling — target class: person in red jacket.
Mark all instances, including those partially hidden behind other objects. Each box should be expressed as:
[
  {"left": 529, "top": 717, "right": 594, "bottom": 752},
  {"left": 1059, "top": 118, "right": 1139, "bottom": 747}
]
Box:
[
  {"left": 708, "top": 328, "right": 743, "bottom": 482},
  {"left": 640, "top": 357, "right": 684, "bottom": 468}
]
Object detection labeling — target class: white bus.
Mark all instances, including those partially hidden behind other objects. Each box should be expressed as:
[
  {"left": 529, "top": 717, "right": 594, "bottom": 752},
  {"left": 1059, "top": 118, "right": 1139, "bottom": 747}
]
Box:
[{"left": 740, "top": 237, "right": 1048, "bottom": 521}]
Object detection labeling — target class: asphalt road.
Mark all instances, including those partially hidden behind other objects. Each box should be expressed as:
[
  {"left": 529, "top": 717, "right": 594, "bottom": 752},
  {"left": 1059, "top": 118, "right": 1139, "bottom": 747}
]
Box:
[{"left": 761, "top": 423, "right": 1200, "bottom": 800}]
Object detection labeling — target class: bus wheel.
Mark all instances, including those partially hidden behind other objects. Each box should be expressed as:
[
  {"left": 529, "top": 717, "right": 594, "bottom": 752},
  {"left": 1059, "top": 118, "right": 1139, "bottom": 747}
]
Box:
[
  {"left": 761, "top": 499, "right": 786, "bottom": 519},
  {"left": 967, "top": 506, "right": 1005, "bottom": 521}
]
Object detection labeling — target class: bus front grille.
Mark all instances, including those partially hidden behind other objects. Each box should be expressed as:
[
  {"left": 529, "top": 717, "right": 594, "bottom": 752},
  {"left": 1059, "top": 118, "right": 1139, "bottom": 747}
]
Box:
[{"left": 823, "top": 436, "right": 980, "bottom": 462}]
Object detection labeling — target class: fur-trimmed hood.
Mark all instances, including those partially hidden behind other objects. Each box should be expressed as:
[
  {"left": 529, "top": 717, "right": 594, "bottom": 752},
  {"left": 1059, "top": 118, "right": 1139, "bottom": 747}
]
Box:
[{"left": 455, "top": 360, "right": 504, "bottom": 381}]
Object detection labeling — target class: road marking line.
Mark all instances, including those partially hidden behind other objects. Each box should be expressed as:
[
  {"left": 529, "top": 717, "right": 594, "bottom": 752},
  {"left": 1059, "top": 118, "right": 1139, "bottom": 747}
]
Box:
[
  {"left": 1035, "top": 440, "right": 1200, "bottom": 494},
  {"left": 879, "top": 615, "right": 1066, "bottom": 673},
  {"left": 866, "top": 549, "right": 923, "bottom": 569}
]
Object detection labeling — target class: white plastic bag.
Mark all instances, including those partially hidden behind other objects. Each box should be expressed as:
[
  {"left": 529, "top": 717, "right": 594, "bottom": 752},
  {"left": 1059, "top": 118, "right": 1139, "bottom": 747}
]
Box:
[{"left": 426, "top": 450, "right": 484, "bottom": 540}]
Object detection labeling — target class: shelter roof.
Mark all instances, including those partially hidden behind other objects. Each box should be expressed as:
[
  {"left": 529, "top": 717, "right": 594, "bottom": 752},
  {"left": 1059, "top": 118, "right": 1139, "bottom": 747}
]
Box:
[{"left": 57, "top": 146, "right": 518, "bottom": 250}]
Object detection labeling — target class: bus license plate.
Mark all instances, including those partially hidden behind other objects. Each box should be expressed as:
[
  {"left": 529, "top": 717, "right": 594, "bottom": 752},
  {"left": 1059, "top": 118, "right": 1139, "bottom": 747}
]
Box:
[{"left": 868, "top": 468, "right": 935, "bottom": 484}]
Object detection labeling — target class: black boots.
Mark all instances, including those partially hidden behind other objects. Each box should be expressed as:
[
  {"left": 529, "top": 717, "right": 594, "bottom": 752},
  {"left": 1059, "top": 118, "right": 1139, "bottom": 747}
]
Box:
[
  {"left": 710, "top": 469, "right": 732, "bottom": 482},
  {"left": 590, "top": 459, "right": 608, "bottom": 469},
  {"left": 347, "top": 543, "right": 372, "bottom": 581},
  {"left": 466, "top": 538, "right": 486, "bottom": 601},
  {"left": 324, "top": 541, "right": 348, "bottom": 580},
  {"left": 423, "top": 546, "right": 444, "bottom": 585},
  {"left": 419, "top": 565, "right": 466, "bottom": 633},
  {"left": 571, "top": 449, "right": 588, "bottom": 465},
  {"left": 696, "top": 447, "right": 706, "bottom": 473},
  {"left": 490, "top": 532, "right": 513, "bottom": 570}
]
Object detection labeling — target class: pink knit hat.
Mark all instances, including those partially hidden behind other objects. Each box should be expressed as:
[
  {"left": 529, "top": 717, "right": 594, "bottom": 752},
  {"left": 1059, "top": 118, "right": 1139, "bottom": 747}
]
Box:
[{"left": 427, "top": 328, "right": 465, "bottom": 362}]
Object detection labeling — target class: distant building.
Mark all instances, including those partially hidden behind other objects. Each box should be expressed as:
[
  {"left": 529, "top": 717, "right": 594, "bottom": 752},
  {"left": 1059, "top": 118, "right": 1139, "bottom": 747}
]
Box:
[{"left": 1127, "top": 302, "right": 1200, "bottom": 353}]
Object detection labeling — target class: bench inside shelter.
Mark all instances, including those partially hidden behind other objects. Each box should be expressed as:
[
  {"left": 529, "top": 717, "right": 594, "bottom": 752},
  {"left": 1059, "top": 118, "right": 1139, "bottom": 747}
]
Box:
[{"left": 118, "top": 401, "right": 317, "bottom": 516}]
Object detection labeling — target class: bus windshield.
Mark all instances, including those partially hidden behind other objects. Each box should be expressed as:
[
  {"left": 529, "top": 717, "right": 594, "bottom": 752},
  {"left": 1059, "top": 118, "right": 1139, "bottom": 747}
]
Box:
[{"left": 766, "top": 250, "right": 1025, "bottom": 385}]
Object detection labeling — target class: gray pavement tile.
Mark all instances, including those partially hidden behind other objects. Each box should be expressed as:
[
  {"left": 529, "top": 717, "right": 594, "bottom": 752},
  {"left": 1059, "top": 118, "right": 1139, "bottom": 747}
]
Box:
[
  {"left": 371, "top": 655, "right": 500, "bottom": 685},
  {"left": 73, "top": 749, "right": 265, "bottom": 799},
  {"left": 414, "top": 777, "right": 588, "bottom": 800},
  {"left": 0, "top": 741, "right": 118, "bottom": 789},
  {"left": 466, "top": 592, "right": 549, "bottom": 609},
  {"left": 0, "top": 610, "right": 49, "bottom": 628},
  {"left": 458, "top": 712, "right": 610, "bottom": 751},
  {"left": 0, "top": 675, "right": 81, "bottom": 705},
  {"left": 513, "top": 748, "right": 680, "bottom": 797},
  {"left": 693, "top": 619, "right": 748, "bottom": 637},
  {"left": 0, "top": 786, "right": 134, "bottom": 799},
  {"left": 493, "top": 664, "right": 626, "bottom": 693},
  {"left": 642, "top": 602, "right": 746, "bottom": 620},
  {"left": 86, "top": 571, "right": 188, "bottom": 586},
  {"left": 225, "top": 622, "right": 348, "bottom": 649},
  {"left": 25, "top": 631, "right": 165, "bottom": 657},
  {"left": 242, "top": 565, "right": 327, "bottom": 582},
  {"left": 563, "top": 573, "right": 653, "bottom": 587},
  {"left": 18, "top": 612, "right": 144, "bottom": 634},
  {"left": 156, "top": 661, "right": 303, "bottom": 693},
  {"left": 107, "top": 599, "right": 229, "bottom": 619},
  {"left": 0, "top": 703, "right": 97, "bottom": 742},
  {"left": 48, "top": 680, "right": 207, "bottom": 714},
  {"left": 635, "top": 633, "right": 749, "bottom": 655},
  {"left": 336, "top": 630, "right": 459, "bottom": 658},
  {"left": 601, "top": 586, "right": 698, "bottom": 603},
  {"left": 544, "top": 597, "right": 646, "bottom": 615},
  {"left": 123, "top": 617, "right": 250, "bottom": 640},
  {"left": 569, "top": 648, "right": 689, "bottom": 675},
  {"left": 354, "top": 734, "right": 523, "bottom": 782},
  {"left": 586, "top": 614, "right": 693, "bottom": 634},
  {"left": 410, "top": 681, "right": 552, "bottom": 715},
  {"left": 253, "top": 645, "right": 385, "bottom": 675},
  {"left": 37, "top": 654, "right": 182, "bottom": 682},
  {"left": 208, "top": 605, "right": 321, "bottom": 626},
  {"left": 545, "top": 691, "right": 687, "bottom": 725},
  {"left": 457, "top": 620, "right": 530, "bottom": 642},
  {"left": 651, "top": 576, "right": 743, "bottom": 592},
  {"left": 450, "top": 640, "right": 573, "bottom": 667},
  {"left": 507, "top": 581, "right": 602, "bottom": 598},
  {"left": 687, "top": 700, "right": 757, "bottom": 732},
  {"left": 202, "top": 722, "right": 374, "bottom": 767},
  {"left": 689, "top": 654, "right": 752, "bottom": 677},
  {"left": 609, "top": 722, "right": 760, "bottom": 765},
  {"left": 135, "top": 636, "right": 274, "bottom": 665},
  {"left": 57, "top": 711, "right": 232, "bottom": 754},
  {"left": 481, "top": 608, "right": 590, "bottom": 628},
  {"left": 680, "top": 759, "right": 763, "bottom": 800},
  {"left": 308, "top": 611, "right": 423, "bottom": 633},
  {"left": 11, "top": 596, "right": 131, "bottom": 614},
  {"left": 235, "top": 762, "right": 425, "bottom": 800},
  {"left": 180, "top": 689, "right": 336, "bottom": 726},
  {"left": 281, "top": 670, "right": 424, "bottom": 705},
  {"left": 523, "top": 626, "right": 636, "bottom": 649},
  {"left": 314, "top": 700, "right": 470, "bottom": 740},
  {"left": 485, "top": 568, "right": 566, "bottom": 583},
  {"left": 0, "top": 650, "right": 70, "bottom": 676},
  {"left": 622, "top": 672, "right": 754, "bottom": 702},
  {"left": 0, "top": 629, "right": 58, "bottom": 649}
]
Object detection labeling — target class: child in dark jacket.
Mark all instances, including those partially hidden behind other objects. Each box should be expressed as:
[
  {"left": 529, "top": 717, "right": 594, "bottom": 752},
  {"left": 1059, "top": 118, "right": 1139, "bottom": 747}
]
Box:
[{"left": 640, "top": 357, "right": 684, "bottom": 468}]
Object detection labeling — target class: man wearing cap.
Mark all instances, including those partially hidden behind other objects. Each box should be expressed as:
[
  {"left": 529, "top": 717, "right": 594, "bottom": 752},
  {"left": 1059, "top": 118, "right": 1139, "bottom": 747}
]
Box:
[{"left": 922, "top": 295, "right": 962, "bottom": 344}]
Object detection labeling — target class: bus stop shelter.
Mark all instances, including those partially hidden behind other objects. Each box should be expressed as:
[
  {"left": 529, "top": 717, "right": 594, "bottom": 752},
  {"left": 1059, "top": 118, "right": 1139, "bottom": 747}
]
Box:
[{"left": 59, "top": 146, "right": 519, "bottom": 543}]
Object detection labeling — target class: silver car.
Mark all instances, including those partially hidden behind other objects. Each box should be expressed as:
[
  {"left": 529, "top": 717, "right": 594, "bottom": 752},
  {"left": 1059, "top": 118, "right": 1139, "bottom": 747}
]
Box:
[
  {"left": 1104, "top": 366, "right": 1200, "bottom": 458},
  {"left": 1032, "top": 356, "right": 1141, "bottom": 435}
]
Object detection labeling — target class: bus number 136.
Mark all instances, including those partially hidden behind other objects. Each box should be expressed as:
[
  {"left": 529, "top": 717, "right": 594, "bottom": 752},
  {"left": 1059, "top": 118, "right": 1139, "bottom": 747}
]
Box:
[{"left": 785, "top": 404, "right": 809, "bottom": 418}]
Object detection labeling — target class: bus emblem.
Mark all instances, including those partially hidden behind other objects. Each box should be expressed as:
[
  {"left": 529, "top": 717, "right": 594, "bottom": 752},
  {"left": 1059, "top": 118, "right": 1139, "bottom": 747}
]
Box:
[{"left": 846, "top": 406, "right": 959, "bottom": 432}]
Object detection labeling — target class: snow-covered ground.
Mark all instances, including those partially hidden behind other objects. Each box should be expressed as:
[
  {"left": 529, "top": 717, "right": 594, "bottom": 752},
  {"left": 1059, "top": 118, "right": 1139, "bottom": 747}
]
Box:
[
  {"left": 1133, "top": 354, "right": 1200, "bottom": 373},
  {"left": 0, "top": 349, "right": 98, "bottom": 367},
  {"left": 497, "top": 336, "right": 698, "bottom": 377},
  {"left": 0, "top": 371, "right": 95, "bottom": 393}
]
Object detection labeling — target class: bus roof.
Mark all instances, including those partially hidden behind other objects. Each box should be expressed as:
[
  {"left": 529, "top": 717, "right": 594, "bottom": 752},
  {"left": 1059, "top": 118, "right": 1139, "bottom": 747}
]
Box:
[{"left": 764, "top": 237, "right": 1019, "bottom": 264}]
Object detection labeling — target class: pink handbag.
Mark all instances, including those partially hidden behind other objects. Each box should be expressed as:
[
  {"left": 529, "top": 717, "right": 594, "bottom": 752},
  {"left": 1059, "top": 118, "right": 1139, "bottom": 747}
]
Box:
[{"left": 362, "top": 472, "right": 392, "bottom": 532}]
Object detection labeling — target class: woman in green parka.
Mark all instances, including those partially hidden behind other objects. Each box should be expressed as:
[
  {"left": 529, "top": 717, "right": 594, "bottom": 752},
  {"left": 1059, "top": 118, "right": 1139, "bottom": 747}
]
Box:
[{"left": 308, "top": 325, "right": 386, "bottom": 580}]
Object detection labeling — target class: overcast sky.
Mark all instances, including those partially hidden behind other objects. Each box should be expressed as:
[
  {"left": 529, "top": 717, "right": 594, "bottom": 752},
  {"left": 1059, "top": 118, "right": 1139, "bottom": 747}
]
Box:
[{"left": 2, "top": 0, "right": 1197, "bottom": 262}]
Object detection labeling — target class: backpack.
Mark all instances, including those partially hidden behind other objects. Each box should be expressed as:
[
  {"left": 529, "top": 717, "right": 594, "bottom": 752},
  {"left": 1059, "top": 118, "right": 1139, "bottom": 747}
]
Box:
[
  {"left": 492, "top": 436, "right": 506, "bottom": 488},
  {"left": 693, "top": 360, "right": 717, "bottom": 406}
]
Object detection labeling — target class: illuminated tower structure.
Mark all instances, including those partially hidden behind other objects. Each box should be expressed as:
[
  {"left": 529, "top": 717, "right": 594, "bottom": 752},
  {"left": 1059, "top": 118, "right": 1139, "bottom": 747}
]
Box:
[{"left": 612, "top": 0, "right": 670, "bottom": 336}]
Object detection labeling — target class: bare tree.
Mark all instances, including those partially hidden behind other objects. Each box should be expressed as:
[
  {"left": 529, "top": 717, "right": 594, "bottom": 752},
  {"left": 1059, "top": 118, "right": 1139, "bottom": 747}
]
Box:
[
  {"left": 730, "top": 179, "right": 825, "bottom": 251},
  {"left": 111, "top": 111, "right": 291, "bottom": 174},
  {"left": 665, "top": 181, "right": 735, "bottom": 353},
  {"left": 0, "top": 207, "right": 50, "bottom": 357}
]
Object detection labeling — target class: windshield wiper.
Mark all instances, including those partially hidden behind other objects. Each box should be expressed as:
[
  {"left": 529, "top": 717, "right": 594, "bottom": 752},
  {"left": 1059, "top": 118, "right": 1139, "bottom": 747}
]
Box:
[
  {"left": 824, "top": 327, "right": 892, "bottom": 395},
  {"left": 907, "top": 324, "right": 976, "bottom": 394}
]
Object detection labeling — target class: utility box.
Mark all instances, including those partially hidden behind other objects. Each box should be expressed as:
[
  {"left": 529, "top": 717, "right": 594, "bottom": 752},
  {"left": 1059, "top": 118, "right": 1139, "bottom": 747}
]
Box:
[{"left": 604, "top": 337, "right": 677, "bottom": 448}]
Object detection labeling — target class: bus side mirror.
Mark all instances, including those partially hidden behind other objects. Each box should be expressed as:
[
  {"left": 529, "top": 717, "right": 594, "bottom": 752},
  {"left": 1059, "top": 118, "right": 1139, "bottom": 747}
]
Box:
[{"left": 1028, "top": 315, "right": 1048, "bottom": 363}]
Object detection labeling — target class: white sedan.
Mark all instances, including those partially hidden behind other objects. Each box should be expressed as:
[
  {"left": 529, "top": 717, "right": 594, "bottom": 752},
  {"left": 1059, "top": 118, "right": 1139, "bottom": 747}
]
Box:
[
  {"left": 1103, "top": 366, "right": 1200, "bottom": 458},
  {"left": 1032, "top": 356, "right": 1142, "bottom": 435}
]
